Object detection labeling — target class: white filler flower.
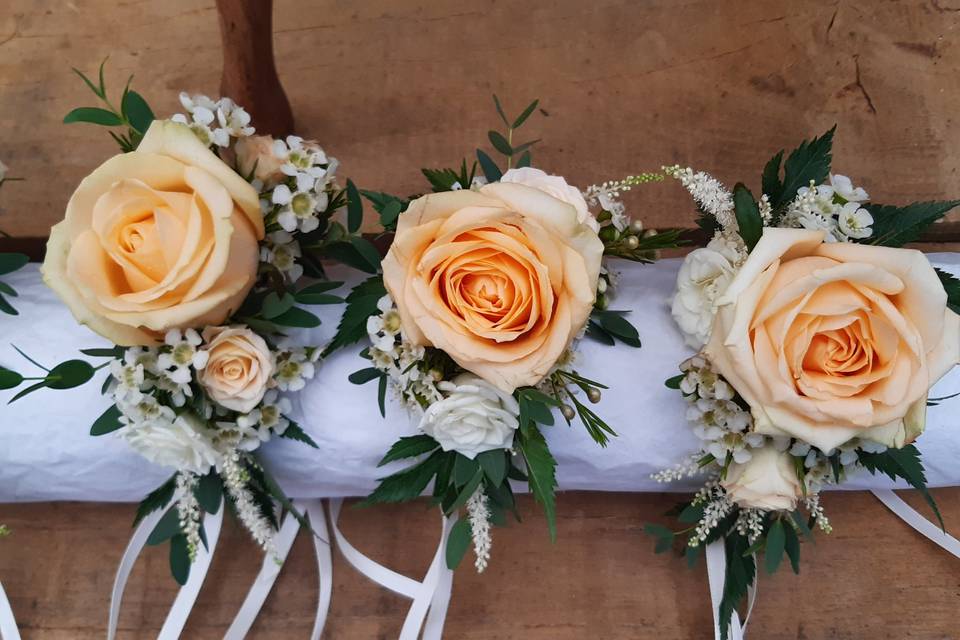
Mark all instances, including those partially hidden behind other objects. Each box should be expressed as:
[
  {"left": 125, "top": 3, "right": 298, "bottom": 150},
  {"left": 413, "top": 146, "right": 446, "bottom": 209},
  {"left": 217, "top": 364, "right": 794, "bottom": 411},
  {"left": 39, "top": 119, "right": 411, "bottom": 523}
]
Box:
[{"left": 418, "top": 374, "right": 520, "bottom": 459}]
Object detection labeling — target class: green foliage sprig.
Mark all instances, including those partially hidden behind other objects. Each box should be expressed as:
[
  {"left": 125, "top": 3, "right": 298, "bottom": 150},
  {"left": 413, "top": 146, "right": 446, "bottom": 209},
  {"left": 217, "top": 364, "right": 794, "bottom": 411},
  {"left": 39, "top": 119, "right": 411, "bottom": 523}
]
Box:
[{"left": 64, "top": 59, "right": 156, "bottom": 152}]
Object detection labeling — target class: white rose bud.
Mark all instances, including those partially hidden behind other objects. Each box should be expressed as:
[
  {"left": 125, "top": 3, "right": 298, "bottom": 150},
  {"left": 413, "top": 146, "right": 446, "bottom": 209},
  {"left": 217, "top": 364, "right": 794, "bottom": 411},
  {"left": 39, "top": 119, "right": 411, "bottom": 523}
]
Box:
[
  {"left": 418, "top": 374, "right": 520, "bottom": 459},
  {"left": 721, "top": 446, "right": 802, "bottom": 511}
]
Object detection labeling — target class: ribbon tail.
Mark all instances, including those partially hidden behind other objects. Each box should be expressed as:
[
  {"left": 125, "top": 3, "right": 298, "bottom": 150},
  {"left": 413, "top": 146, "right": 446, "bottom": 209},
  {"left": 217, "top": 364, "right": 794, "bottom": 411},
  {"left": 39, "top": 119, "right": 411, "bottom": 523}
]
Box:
[
  {"left": 0, "top": 580, "right": 21, "bottom": 640},
  {"left": 872, "top": 489, "right": 960, "bottom": 556},
  {"left": 705, "top": 540, "right": 749, "bottom": 640},
  {"left": 306, "top": 500, "right": 333, "bottom": 640},
  {"left": 157, "top": 505, "right": 224, "bottom": 640},
  {"left": 106, "top": 508, "right": 167, "bottom": 640}
]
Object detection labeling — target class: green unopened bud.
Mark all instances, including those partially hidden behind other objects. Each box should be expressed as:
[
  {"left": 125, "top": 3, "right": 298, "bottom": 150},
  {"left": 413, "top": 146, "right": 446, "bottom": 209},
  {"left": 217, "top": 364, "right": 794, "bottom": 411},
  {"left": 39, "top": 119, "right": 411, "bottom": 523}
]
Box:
[
  {"left": 599, "top": 226, "right": 618, "bottom": 243},
  {"left": 643, "top": 228, "right": 658, "bottom": 238},
  {"left": 625, "top": 235, "right": 640, "bottom": 250},
  {"left": 561, "top": 404, "right": 576, "bottom": 421},
  {"left": 629, "top": 219, "right": 645, "bottom": 234},
  {"left": 587, "top": 387, "right": 602, "bottom": 403}
]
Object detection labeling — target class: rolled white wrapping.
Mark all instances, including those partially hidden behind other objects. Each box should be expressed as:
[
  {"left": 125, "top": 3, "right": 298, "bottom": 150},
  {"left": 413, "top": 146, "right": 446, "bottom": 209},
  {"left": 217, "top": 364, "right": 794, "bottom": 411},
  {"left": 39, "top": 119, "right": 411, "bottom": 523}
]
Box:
[{"left": 2, "top": 256, "right": 959, "bottom": 503}]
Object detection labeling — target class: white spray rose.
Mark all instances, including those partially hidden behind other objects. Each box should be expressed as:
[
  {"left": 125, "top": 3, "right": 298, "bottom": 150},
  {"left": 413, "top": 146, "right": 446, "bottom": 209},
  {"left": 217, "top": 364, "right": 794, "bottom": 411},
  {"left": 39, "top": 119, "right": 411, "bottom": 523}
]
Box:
[
  {"left": 721, "top": 446, "right": 802, "bottom": 511},
  {"left": 122, "top": 411, "right": 221, "bottom": 475},
  {"left": 670, "top": 236, "right": 742, "bottom": 349},
  {"left": 419, "top": 374, "right": 520, "bottom": 459}
]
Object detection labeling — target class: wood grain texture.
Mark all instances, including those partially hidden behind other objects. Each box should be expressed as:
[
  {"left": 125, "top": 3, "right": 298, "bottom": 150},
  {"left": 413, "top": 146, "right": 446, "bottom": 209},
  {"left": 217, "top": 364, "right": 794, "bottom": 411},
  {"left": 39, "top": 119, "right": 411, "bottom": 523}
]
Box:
[
  {"left": 0, "top": 491, "right": 958, "bottom": 638},
  {"left": 1, "top": 0, "right": 958, "bottom": 237}
]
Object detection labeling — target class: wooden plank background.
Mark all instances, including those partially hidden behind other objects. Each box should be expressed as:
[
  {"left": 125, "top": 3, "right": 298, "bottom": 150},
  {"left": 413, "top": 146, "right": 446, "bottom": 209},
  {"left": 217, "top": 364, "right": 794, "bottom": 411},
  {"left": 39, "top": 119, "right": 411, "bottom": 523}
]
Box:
[{"left": 1, "top": 0, "right": 960, "bottom": 638}]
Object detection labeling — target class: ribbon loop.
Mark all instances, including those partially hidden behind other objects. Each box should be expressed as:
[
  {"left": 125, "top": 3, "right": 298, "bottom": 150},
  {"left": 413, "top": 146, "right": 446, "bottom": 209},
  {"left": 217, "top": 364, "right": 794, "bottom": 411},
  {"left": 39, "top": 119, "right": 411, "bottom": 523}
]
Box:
[
  {"left": 327, "top": 498, "right": 456, "bottom": 640},
  {"left": 0, "top": 580, "right": 20, "bottom": 640}
]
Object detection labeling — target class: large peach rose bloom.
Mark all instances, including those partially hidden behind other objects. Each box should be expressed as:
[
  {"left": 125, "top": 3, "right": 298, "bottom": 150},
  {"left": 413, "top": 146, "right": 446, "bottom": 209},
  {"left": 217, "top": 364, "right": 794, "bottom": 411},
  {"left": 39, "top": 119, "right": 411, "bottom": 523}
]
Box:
[
  {"left": 382, "top": 183, "right": 603, "bottom": 393},
  {"left": 705, "top": 227, "right": 960, "bottom": 451},
  {"left": 42, "top": 120, "right": 263, "bottom": 345}
]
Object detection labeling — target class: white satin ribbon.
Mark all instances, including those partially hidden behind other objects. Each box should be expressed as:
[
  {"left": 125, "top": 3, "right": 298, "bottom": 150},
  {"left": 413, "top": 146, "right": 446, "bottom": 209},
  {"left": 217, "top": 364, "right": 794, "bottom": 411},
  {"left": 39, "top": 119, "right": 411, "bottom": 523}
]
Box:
[
  {"left": 106, "top": 504, "right": 223, "bottom": 640},
  {"left": 327, "top": 499, "right": 456, "bottom": 640},
  {"left": 872, "top": 489, "right": 960, "bottom": 557},
  {"left": 0, "top": 580, "right": 20, "bottom": 640},
  {"left": 706, "top": 540, "right": 757, "bottom": 640},
  {"left": 224, "top": 499, "right": 333, "bottom": 640}
]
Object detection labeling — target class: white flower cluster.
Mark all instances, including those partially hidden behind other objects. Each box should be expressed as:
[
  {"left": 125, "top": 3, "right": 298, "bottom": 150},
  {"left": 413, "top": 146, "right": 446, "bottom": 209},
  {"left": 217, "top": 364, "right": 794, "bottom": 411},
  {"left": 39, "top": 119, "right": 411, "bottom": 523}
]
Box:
[
  {"left": 260, "top": 230, "right": 304, "bottom": 283},
  {"left": 467, "top": 488, "right": 492, "bottom": 573},
  {"left": 583, "top": 173, "right": 662, "bottom": 232},
  {"left": 175, "top": 472, "right": 203, "bottom": 560},
  {"left": 688, "top": 483, "right": 734, "bottom": 547},
  {"left": 782, "top": 175, "right": 873, "bottom": 242},
  {"left": 790, "top": 437, "right": 887, "bottom": 494},
  {"left": 266, "top": 136, "right": 338, "bottom": 234},
  {"left": 108, "top": 330, "right": 312, "bottom": 474},
  {"left": 172, "top": 93, "right": 254, "bottom": 148},
  {"left": 366, "top": 294, "right": 444, "bottom": 408},
  {"left": 222, "top": 451, "right": 278, "bottom": 559},
  {"left": 678, "top": 355, "right": 762, "bottom": 464},
  {"left": 663, "top": 165, "right": 738, "bottom": 232}
]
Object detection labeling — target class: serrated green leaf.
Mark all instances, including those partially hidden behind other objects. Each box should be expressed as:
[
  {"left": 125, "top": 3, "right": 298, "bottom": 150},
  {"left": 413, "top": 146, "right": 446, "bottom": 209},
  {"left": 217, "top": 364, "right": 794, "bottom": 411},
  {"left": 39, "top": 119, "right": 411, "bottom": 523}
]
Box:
[
  {"left": 169, "top": 534, "right": 191, "bottom": 585},
  {"left": 133, "top": 476, "right": 176, "bottom": 526},
  {"left": 718, "top": 534, "right": 756, "bottom": 640},
  {"left": 733, "top": 183, "right": 763, "bottom": 251},
  {"left": 90, "top": 404, "right": 123, "bottom": 435},
  {"left": 64, "top": 107, "right": 123, "bottom": 127},
  {"left": 865, "top": 200, "right": 960, "bottom": 248},
  {"left": 936, "top": 268, "right": 960, "bottom": 314},
  {"left": 488, "top": 130, "right": 513, "bottom": 156},
  {"left": 446, "top": 517, "right": 472, "bottom": 569},
  {"left": 517, "top": 426, "right": 557, "bottom": 541},
  {"left": 476, "top": 150, "right": 502, "bottom": 182},
  {"left": 278, "top": 419, "right": 319, "bottom": 448},
  {"left": 858, "top": 444, "right": 943, "bottom": 529},
  {"left": 46, "top": 360, "right": 96, "bottom": 389},
  {"left": 323, "top": 276, "right": 387, "bottom": 355},
  {"left": 378, "top": 435, "right": 439, "bottom": 466},
  {"left": 362, "top": 450, "right": 443, "bottom": 505},
  {"left": 346, "top": 179, "right": 363, "bottom": 233},
  {"left": 761, "top": 149, "right": 784, "bottom": 206},
  {"left": 512, "top": 99, "right": 539, "bottom": 129},
  {"left": 764, "top": 519, "right": 785, "bottom": 574},
  {"left": 0, "top": 367, "right": 23, "bottom": 390},
  {"left": 777, "top": 126, "right": 835, "bottom": 208},
  {"left": 0, "top": 253, "right": 28, "bottom": 276},
  {"left": 121, "top": 90, "right": 154, "bottom": 134}
]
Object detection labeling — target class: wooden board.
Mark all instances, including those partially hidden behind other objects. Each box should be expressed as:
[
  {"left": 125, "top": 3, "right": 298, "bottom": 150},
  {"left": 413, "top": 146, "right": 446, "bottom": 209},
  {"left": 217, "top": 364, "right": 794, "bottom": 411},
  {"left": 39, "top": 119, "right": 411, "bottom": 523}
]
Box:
[
  {"left": 1, "top": 0, "right": 959, "bottom": 238},
  {"left": 1, "top": 490, "right": 958, "bottom": 638}
]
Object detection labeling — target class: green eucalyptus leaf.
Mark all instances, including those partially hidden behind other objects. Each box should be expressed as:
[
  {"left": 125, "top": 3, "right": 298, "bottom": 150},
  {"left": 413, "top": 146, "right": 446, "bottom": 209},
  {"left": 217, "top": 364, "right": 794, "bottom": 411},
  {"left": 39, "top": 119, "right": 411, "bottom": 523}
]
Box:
[
  {"left": 0, "top": 253, "right": 28, "bottom": 276},
  {"left": 476, "top": 150, "right": 502, "bottom": 182},
  {"left": 512, "top": 99, "right": 540, "bottom": 129},
  {"left": 147, "top": 507, "right": 182, "bottom": 545},
  {"left": 64, "top": 107, "right": 123, "bottom": 127},
  {"left": 346, "top": 179, "right": 364, "bottom": 234},
  {"left": 488, "top": 130, "right": 513, "bottom": 156},
  {"left": 46, "top": 360, "right": 96, "bottom": 389},
  {"left": 764, "top": 520, "right": 785, "bottom": 574},
  {"left": 194, "top": 472, "right": 223, "bottom": 514},
  {"left": 270, "top": 307, "right": 321, "bottom": 328},
  {"left": 445, "top": 517, "right": 472, "bottom": 570},
  {"left": 121, "top": 90, "right": 155, "bottom": 134},
  {"left": 0, "top": 367, "right": 23, "bottom": 390},
  {"left": 90, "top": 404, "right": 123, "bottom": 435},
  {"left": 169, "top": 534, "right": 191, "bottom": 585},
  {"left": 733, "top": 183, "right": 763, "bottom": 251}
]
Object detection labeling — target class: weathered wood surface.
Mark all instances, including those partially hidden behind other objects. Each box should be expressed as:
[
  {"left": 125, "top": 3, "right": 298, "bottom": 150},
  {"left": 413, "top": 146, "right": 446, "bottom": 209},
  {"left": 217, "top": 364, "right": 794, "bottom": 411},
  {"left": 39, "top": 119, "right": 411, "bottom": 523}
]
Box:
[
  {"left": 1, "top": 0, "right": 959, "bottom": 237},
  {"left": 1, "top": 490, "right": 959, "bottom": 639}
]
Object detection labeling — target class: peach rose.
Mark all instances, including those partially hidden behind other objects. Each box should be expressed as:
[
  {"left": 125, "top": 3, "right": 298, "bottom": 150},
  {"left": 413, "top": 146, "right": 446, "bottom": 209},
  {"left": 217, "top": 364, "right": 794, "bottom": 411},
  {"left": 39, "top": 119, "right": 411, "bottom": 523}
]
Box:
[
  {"left": 500, "top": 167, "right": 599, "bottom": 232},
  {"left": 197, "top": 326, "right": 274, "bottom": 413},
  {"left": 42, "top": 120, "right": 264, "bottom": 345},
  {"left": 234, "top": 134, "right": 285, "bottom": 185},
  {"left": 382, "top": 183, "right": 603, "bottom": 393},
  {"left": 705, "top": 227, "right": 960, "bottom": 451}
]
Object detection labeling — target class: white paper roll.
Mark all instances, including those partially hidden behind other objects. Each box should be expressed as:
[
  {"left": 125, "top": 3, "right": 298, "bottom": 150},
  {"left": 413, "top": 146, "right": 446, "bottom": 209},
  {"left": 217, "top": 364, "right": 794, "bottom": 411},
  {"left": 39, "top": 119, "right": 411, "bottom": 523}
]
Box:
[{"left": 2, "top": 256, "right": 959, "bottom": 502}]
